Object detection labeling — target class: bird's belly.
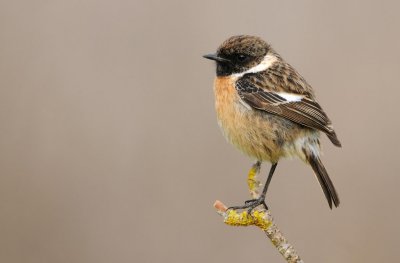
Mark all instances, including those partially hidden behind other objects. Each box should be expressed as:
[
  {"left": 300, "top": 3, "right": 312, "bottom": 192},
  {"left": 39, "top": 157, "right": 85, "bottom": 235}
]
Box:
[{"left": 214, "top": 77, "right": 283, "bottom": 162}]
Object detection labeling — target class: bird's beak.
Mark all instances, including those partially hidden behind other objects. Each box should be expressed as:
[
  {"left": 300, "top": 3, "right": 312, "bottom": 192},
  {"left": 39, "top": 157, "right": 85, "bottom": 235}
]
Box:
[{"left": 203, "top": 53, "right": 231, "bottom": 63}]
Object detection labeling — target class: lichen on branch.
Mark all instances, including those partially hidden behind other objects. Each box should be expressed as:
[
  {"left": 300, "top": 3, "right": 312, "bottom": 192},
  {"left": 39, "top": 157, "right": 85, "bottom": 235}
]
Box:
[{"left": 213, "top": 164, "right": 304, "bottom": 263}]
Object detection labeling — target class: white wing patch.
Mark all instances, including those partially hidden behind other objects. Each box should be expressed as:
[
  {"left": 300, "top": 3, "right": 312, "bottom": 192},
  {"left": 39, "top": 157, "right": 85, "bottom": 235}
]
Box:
[{"left": 276, "top": 92, "right": 303, "bottom": 102}]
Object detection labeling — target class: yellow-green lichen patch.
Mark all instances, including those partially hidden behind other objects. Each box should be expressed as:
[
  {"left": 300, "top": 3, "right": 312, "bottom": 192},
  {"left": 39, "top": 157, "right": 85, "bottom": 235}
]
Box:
[
  {"left": 247, "top": 166, "right": 260, "bottom": 192},
  {"left": 224, "top": 209, "right": 271, "bottom": 230}
]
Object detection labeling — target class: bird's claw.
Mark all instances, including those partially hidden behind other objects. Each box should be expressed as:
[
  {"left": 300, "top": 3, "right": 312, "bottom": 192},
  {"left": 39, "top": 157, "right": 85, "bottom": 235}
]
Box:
[{"left": 227, "top": 197, "right": 268, "bottom": 214}]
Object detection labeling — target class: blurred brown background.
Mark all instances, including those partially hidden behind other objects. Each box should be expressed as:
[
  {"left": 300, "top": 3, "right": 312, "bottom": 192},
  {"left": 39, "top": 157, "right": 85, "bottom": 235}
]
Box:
[{"left": 0, "top": 1, "right": 399, "bottom": 262}]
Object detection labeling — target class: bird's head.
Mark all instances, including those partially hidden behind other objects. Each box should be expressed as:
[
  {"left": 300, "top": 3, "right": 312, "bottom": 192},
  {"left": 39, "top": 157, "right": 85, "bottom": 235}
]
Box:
[{"left": 203, "top": 35, "right": 276, "bottom": 77}]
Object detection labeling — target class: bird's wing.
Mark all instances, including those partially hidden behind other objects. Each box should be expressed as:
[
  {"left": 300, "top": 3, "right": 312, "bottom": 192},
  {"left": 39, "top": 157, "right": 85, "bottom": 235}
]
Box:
[{"left": 236, "top": 78, "right": 341, "bottom": 147}]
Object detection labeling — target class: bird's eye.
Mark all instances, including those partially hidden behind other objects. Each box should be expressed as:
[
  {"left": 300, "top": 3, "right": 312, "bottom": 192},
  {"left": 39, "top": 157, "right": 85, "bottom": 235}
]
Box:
[{"left": 237, "top": 54, "right": 249, "bottom": 62}]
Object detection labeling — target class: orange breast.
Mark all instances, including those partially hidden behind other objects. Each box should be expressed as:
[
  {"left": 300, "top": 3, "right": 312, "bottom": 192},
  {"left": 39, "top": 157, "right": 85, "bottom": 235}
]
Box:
[
  {"left": 213, "top": 76, "right": 277, "bottom": 161},
  {"left": 214, "top": 76, "right": 239, "bottom": 120}
]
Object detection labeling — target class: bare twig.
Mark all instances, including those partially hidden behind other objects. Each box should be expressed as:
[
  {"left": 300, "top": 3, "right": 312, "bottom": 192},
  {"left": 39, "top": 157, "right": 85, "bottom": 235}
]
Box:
[{"left": 213, "top": 165, "right": 304, "bottom": 263}]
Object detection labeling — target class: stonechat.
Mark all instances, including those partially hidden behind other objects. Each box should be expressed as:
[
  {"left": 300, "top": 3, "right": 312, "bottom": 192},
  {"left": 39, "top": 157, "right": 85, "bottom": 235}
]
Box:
[{"left": 203, "top": 35, "right": 341, "bottom": 210}]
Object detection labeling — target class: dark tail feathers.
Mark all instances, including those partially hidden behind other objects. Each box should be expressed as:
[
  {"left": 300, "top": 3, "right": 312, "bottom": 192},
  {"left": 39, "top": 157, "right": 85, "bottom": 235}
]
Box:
[{"left": 308, "top": 155, "right": 340, "bottom": 209}]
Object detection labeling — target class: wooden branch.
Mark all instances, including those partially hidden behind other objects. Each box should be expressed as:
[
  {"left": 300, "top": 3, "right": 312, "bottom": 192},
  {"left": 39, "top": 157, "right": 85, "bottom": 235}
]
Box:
[{"left": 213, "top": 164, "right": 304, "bottom": 263}]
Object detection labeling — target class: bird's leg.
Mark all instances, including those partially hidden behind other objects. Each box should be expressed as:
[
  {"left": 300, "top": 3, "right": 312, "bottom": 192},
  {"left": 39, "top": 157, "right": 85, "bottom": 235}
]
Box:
[
  {"left": 228, "top": 163, "right": 278, "bottom": 213},
  {"left": 244, "top": 162, "right": 278, "bottom": 212},
  {"left": 259, "top": 162, "right": 278, "bottom": 201}
]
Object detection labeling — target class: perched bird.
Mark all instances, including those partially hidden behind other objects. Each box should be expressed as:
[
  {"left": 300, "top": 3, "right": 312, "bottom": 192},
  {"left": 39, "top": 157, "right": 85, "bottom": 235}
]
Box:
[{"left": 203, "top": 35, "right": 341, "bottom": 210}]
